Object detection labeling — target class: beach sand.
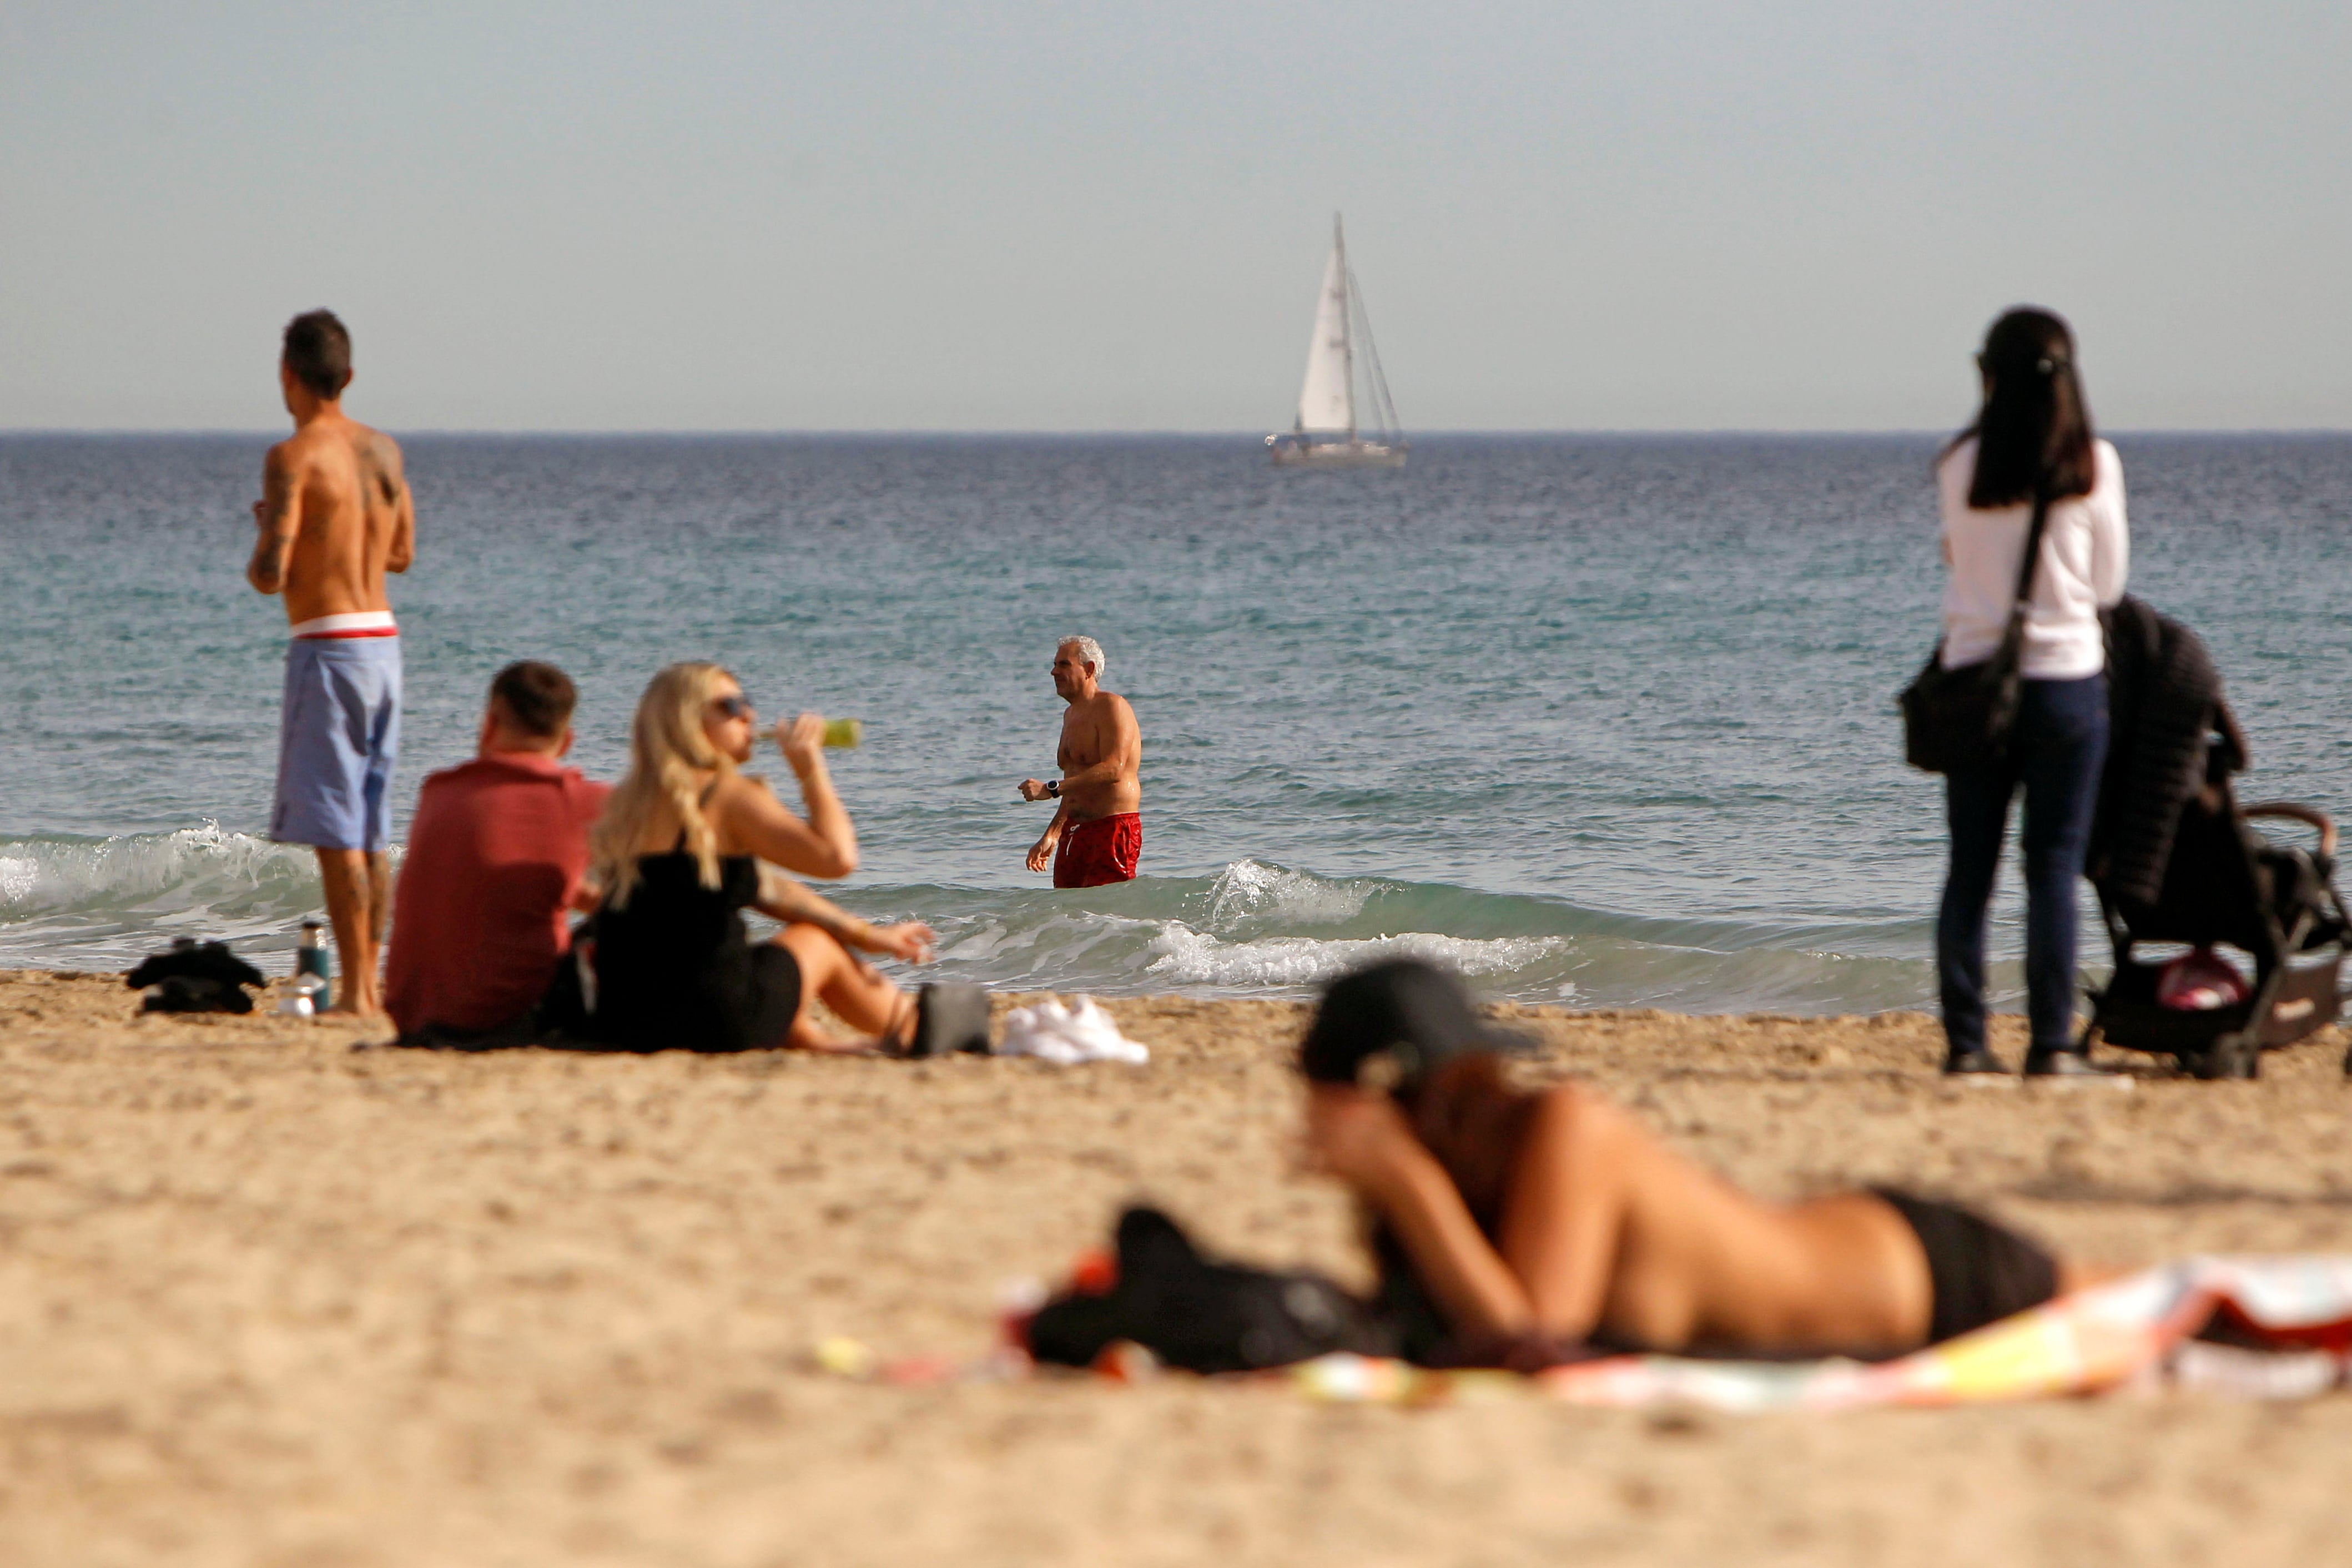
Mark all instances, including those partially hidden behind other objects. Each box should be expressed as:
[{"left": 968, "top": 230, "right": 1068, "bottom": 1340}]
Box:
[{"left": 3, "top": 967, "right": 2349, "bottom": 1566}]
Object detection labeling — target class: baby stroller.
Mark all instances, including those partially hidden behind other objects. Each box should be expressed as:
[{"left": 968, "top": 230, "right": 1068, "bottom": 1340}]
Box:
[{"left": 2081, "top": 706, "right": 2351, "bottom": 1079}]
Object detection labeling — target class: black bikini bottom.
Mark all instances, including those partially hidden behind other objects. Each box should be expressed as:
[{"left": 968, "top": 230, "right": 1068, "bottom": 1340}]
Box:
[{"left": 1873, "top": 1187, "right": 2058, "bottom": 1344}]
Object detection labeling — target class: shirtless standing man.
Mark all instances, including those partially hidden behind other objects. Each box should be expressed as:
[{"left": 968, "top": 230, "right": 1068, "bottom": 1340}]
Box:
[
  {"left": 1018, "top": 636, "right": 1144, "bottom": 887},
  {"left": 246, "top": 311, "right": 416, "bottom": 1016}
]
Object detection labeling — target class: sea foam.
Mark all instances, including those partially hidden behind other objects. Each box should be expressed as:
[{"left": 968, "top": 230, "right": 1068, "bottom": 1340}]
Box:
[
  {"left": 1144, "top": 924, "right": 1575, "bottom": 995},
  {"left": 0, "top": 823, "right": 351, "bottom": 970},
  {"left": 1199, "top": 859, "right": 1372, "bottom": 930}
]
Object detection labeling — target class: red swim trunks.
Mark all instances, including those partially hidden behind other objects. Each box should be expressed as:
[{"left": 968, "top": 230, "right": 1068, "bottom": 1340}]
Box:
[{"left": 1054, "top": 813, "right": 1142, "bottom": 889}]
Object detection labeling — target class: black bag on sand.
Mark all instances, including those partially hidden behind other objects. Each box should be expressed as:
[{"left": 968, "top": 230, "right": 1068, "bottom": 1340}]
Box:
[
  {"left": 1026, "top": 1206, "right": 1394, "bottom": 1373},
  {"left": 140, "top": 975, "right": 255, "bottom": 1015},
  {"left": 1899, "top": 488, "right": 2054, "bottom": 775},
  {"left": 126, "top": 939, "right": 265, "bottom": 1014}
]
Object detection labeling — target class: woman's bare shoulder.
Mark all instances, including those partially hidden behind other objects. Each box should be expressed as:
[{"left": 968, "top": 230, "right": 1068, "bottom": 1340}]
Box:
[
  {"left": 706, "top": 772, "right": 796, "bottom": 844},
  {"left": 1524, "top": 1079, "right": 1616, "bottom": 1140},
  {"left": 704, "top": 770, "right": 781, "bottom": 814},
  {"left": 708, "top": 769, "right": 772, "bottom": 800},
  {"left": 1525, "top": 1079, "right": 1701, "bottom": 1185}
]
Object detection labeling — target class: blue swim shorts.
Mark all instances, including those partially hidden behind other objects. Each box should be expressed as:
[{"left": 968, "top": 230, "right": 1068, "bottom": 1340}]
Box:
[{"left": 270, "top": 635, "right": 402, "bottom": 852}]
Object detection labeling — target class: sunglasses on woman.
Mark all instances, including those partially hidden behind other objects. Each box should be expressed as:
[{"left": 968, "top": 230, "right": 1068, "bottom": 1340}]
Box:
[{"left": 710, "top": 694, "right": 755, "bottom": 720}]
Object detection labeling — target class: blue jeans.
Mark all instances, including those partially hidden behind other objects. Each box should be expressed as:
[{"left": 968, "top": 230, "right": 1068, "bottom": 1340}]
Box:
[{"left": 1936, "top": 675, "right": 2109, "bottom": 1058}]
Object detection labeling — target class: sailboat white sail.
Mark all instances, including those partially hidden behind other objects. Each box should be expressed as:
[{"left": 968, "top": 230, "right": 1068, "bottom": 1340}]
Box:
[
  {"left": 1267, "top": 214, "right": 1406, "bottom": 468},
  {"left": 1296, "top": 243, "right": 1354, "bottom": 434}
]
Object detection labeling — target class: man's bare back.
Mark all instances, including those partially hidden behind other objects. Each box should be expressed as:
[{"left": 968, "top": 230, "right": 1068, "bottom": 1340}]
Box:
[
  {"left": 248, "top": 404, "right": 414, "bottom": 621},
  {"left": 249, "top": 312, "right": 416, "bottom": 1021}
]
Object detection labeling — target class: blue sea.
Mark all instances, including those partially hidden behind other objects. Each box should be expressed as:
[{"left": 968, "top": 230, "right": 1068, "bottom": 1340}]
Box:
[{"left": 3, "top": 433, "right": 2348, "bottom": 1011}]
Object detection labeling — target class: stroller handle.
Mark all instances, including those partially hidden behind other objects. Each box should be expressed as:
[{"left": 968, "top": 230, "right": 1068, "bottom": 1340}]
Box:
[{"left": 2243, "top": 801, "right": 2338, "bottom": 859}]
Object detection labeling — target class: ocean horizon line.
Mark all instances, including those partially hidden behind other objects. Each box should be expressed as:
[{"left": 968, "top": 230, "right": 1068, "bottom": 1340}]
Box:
[{"left": 7, "top": 426, "right": 2352, "bottom": 441}]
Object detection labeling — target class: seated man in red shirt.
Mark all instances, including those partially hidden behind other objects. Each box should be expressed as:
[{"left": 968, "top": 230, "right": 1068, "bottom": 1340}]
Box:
[{"left": 385, "top": 662, "right": 609, "bottom": 1045}]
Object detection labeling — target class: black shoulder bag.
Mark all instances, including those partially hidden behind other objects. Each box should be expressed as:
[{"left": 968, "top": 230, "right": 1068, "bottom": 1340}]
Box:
[
  {"left": 1025, "top": 1206, "right": 1393, "bottom": 1373},
  {"left": 1899, "top": 486, "right": 2053, "bottom": 775}
]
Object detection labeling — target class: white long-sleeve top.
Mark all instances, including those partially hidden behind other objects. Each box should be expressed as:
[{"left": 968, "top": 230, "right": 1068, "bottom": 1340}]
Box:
[{"left": 1937, "top": 435, "right": 2129, "bottom": 678}]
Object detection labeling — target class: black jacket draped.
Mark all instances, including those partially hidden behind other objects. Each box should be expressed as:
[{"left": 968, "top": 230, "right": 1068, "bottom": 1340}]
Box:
[{"left": 2089, "top": 596, "right": 2237, "bottom": 913}]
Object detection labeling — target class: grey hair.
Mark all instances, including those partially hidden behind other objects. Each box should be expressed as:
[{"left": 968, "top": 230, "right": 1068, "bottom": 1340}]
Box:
[{"left": 1058, "top": 635, "right": 1106, "bottom": 678}]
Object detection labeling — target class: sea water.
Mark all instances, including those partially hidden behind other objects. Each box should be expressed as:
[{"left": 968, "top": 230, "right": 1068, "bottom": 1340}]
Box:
[{"left": 3, "top": 434, "right": 2347, "bottom": 1011}]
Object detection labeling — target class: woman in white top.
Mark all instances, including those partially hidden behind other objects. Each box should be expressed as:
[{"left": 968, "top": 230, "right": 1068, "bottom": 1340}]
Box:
[{"left": 1933, "top": 308, "right": 2128, "bottom": 1077}]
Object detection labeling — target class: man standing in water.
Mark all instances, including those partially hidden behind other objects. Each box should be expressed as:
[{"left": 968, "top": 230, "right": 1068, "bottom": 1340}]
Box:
[
  {"left": 1018, "top": 636, "right": 1143, "bottom": 887},
  {"left": 246, "top": 310, "right": 415, "bottom": 1016}
]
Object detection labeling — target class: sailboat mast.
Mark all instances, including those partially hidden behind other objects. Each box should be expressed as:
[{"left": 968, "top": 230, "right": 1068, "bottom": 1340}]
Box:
[{"left": 1333, "top": 213, "right": 1356, "bottom": 441}]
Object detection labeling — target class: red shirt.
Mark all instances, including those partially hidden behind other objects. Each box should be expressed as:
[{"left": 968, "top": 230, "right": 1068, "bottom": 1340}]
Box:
[{"left": 385, "top": 752, "right": 611, "bottom": 1035}]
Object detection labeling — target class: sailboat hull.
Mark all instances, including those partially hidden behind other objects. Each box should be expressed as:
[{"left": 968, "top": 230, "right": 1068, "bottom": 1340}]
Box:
[{"left": 1266, "top": 436, "right": 1408, "bottom": 470}]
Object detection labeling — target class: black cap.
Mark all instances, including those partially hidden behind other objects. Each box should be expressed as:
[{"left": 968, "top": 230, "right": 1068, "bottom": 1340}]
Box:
[{"left": 1298, "top": 958, "right": 1532, "bottom": 1088}]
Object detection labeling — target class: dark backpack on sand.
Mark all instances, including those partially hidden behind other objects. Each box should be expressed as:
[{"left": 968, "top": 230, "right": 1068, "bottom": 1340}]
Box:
[
  {"left": 1025, "top": 1206, "right": 1394, "bottom": 1374},
  {"left": 125, "top": 940, "right": 266, "bottom": 1015}
]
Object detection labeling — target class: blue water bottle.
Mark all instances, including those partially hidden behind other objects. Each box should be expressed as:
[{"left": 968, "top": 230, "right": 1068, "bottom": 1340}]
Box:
[{"left": 280, "top": 920, "right": 330, "bottom": 1017}]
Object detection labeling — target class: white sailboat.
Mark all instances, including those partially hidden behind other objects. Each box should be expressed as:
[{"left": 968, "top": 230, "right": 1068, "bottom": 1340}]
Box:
[{"left": 1266, "top": 214, "right": 1407, "bottom": 468}]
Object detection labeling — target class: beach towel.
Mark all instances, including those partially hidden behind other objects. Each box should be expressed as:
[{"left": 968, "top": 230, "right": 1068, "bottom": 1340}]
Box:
[{"left": 819, "top": 1256, "right": 2352, "bottom": 1408}]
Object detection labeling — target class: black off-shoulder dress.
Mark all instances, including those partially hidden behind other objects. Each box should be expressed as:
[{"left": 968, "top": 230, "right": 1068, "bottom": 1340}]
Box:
[{"left": 584, "top": 849, "right": 802, "bottom": 1052}]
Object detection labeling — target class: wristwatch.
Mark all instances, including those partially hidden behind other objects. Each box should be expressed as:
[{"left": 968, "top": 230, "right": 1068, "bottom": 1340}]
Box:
[{"left": 1045, "top": 780, "right": 1061, "bottom": 798}]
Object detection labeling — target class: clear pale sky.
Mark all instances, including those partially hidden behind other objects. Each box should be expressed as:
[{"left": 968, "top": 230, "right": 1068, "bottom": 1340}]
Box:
[{"left": 3, "top": 2, "right": 2346, "bottom": 432}]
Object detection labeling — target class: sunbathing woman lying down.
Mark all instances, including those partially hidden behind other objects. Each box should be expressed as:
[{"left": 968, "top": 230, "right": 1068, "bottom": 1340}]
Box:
[{"left": 1301, "top": 961, "right": 2094, "bottom": 1362}]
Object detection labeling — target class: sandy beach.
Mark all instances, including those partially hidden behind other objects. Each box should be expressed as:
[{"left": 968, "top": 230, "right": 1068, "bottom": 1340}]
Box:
[{"left": 3, "top": 967, "right": 2349, "bottom": 1566}]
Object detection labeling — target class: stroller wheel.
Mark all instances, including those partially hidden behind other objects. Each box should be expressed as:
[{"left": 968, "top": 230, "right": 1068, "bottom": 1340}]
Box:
[{"left": 2194, "top": 1033, "right": 2260, "bottom": 1081}]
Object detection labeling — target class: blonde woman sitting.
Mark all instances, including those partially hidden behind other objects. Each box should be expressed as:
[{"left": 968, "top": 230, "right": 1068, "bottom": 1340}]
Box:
[{"left": 577, "top": 662, "right": 988, "bottom": 1055}]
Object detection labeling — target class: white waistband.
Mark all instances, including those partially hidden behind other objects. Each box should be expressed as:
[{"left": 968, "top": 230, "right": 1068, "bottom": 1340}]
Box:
[{"left": 290, "top": 611, "right": 399, "bottom": 639}]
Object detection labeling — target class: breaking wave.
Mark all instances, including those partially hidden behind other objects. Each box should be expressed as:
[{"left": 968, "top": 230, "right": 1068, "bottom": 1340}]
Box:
[
  {"left": 1, "top": 838, "right": 1953, "bottom": 1014},
  {"left": 855, "top": 859, "right": 1947, "bottom": 1012},
  {"left": 0, "top": 823, "right": 374, "bottom": 972}
]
